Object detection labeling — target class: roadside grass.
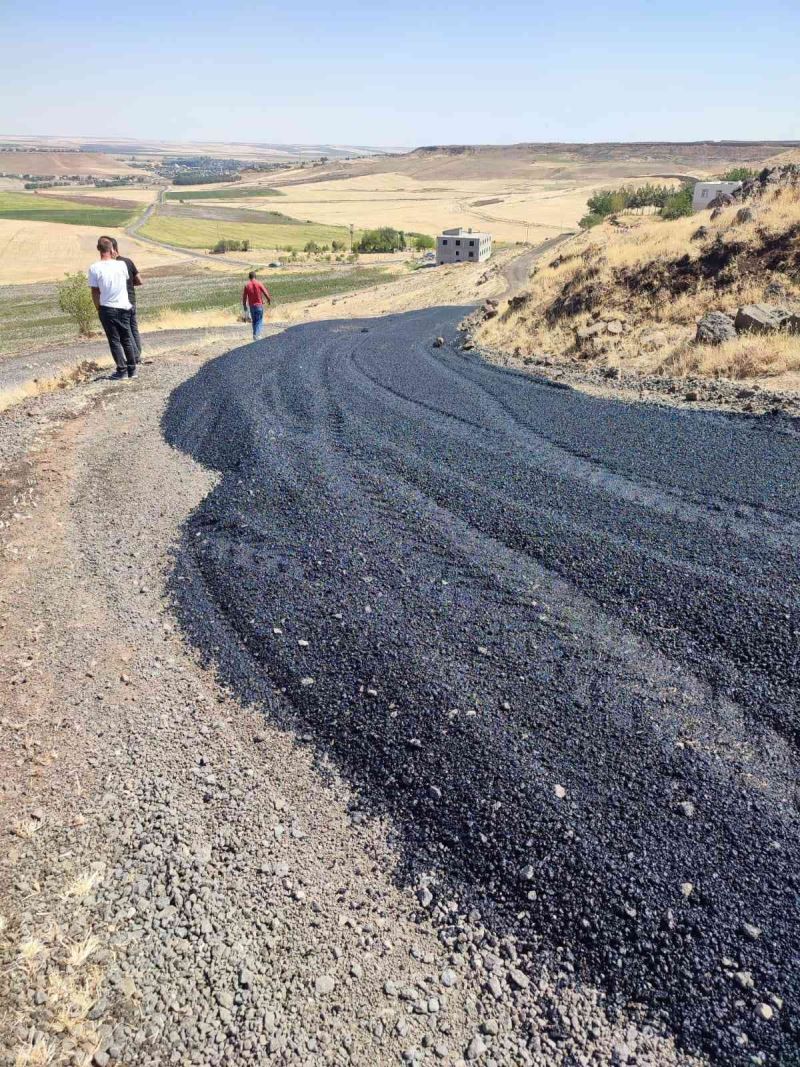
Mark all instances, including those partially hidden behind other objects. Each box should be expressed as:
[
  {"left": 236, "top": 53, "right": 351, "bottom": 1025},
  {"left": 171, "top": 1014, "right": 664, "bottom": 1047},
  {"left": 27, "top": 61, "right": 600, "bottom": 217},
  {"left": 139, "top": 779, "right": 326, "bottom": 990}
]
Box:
[
  {"left": 0, "top": 192, "right": 135, "bottom": 228},
  {"left": 165, "top": 186, "right": 284, "bottom": 200},
  {"left": 0, "top": 265, "right": 392, "bottom": 356},
  {"left": 140, "top": 212, "right": 353, "bottom": 250},
  {"left": 478, "top": 183, "right": 800, "bottom": 382}
]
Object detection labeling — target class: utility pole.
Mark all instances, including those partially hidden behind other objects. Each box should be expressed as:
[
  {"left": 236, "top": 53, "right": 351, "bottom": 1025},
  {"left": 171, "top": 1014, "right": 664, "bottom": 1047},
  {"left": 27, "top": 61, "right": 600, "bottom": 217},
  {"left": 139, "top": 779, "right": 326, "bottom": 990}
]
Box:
[{"left": 349, "top": 223, "right": 354, "bottom": 252}]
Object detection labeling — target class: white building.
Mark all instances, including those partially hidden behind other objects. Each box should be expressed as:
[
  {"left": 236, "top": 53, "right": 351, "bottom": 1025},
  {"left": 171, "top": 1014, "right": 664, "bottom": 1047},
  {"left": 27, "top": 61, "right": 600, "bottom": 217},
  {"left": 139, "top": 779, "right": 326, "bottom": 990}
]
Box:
[
  {"left": 436, "top": 228, "right": 492, "bottom": 265},
  {"left": 692, "top": 180, "right": 742, "bottom": 212}
]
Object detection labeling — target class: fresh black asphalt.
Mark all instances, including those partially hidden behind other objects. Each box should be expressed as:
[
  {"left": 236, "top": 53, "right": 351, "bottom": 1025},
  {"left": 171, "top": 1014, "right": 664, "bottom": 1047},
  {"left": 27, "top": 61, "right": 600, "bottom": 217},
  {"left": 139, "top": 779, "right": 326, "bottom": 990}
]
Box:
[{"left": 164, "top": 306, "right": 800, "bottom": 1064}]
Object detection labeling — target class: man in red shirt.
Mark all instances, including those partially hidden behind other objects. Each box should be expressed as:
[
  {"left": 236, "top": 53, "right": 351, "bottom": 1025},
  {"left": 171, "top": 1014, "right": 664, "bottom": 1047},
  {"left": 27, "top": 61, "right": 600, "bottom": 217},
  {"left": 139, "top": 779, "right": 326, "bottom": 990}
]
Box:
[{"left": 242, "top": 271, "right": 272, "bottom": 340}]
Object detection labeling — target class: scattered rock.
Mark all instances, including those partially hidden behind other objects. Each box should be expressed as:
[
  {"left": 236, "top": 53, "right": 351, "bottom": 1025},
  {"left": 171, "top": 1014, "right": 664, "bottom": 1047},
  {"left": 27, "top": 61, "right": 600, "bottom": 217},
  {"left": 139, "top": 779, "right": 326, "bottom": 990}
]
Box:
[
  {"left": 553, "top": 784, "right": 566, "bottom": 799},
  {"left": 757, "top": 1003, "right": 774, "bottom": 1021},
  {"left": 314, "top": 974, "right": 335, "bottom": 995},
  {"left": 735, "top": 304, "right": 788, "bottom": 335},
  {"left": 576, "top": 321, "right": 606, "bottom": 341},
  {"left": 695, "top": 312, "right": 736, "bottom": 346},
  {"left": 742, "top": 922, "right": 762, "bottom": 940},
  {"left": 433, "top": 337, "right": 445, "bottom": 348},
  {"left": 465, "top": 1034, "right": 488, "bottom": 1060},
  {"left": 677, "top": 800, "right": 696, "bottom": 817}
]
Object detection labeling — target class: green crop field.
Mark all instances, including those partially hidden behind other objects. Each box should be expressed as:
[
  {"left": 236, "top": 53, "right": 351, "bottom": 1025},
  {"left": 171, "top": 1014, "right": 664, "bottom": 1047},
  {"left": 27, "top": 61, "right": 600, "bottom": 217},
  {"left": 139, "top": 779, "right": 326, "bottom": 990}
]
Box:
[
  {"left": 0, "top": 191, "right": 137, "bottom": 228},
  {"left": 165, "top": 186, "right": 284, "bottom": 201},
  {"left": 140, "top": 212, "right": 354, "bottom": 251},
  {"left": 0, "top": 265, "right": 391, "bottom": 357}
]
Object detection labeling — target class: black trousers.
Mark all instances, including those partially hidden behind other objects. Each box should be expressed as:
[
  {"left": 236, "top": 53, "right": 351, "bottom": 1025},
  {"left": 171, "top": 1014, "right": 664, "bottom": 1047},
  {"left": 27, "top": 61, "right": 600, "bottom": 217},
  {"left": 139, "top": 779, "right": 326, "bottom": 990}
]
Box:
[
  {"left": 130, "top": 305, "right": 142, "bottom": 361},
  {"left": 98, "top": 306, "right": 138, "bottom": 372}
]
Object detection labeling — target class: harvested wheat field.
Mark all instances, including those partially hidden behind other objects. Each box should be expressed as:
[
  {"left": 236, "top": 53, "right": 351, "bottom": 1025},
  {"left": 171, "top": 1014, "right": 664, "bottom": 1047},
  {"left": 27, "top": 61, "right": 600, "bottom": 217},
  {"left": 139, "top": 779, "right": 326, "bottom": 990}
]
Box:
[
  {"left": 0, "top": 151, "right": 139, "bottom": 177},
  {"left": 228, "top": 170, "right": 684, "bottom": 243},
  {"left": 477, "top": 167, "right": 800, "bottom": 388},
  {"left": 0, "top": 219, "right": 190, "bottom": 284}
]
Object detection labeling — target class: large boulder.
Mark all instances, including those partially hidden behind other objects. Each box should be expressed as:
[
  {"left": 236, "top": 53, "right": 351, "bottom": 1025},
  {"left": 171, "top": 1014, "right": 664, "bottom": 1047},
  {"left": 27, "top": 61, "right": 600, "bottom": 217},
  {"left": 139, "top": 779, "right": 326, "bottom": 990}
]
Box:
[
  {"left": 734, "top": 304, "right": 790, "bottom": 334},
  {"left": 695, "top": 312, "right": 736, "bottom": 345}
]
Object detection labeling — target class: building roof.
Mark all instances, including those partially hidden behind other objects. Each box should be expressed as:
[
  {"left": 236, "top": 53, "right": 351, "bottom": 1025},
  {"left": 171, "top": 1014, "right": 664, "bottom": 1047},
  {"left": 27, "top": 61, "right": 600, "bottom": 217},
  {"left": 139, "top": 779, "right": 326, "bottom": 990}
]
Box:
[{"left": 438, "top": 229, "right": 491, "bottom": 239}]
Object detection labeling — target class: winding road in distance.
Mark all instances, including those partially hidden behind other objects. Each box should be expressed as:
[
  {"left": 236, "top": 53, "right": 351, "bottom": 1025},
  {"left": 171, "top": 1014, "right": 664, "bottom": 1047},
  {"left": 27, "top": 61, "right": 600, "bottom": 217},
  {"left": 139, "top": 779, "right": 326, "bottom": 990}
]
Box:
[{"left": 164, "top": 304, "right": 800, "bottom": 1065}]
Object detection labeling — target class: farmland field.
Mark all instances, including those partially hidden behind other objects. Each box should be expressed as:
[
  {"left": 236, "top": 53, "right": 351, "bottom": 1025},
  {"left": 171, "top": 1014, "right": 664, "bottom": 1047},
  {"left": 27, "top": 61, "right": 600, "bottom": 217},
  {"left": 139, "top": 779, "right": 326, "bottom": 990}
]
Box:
[
  {"left": 0, "top": 264, "right": 391, "bottom": 356},
  {"left": 0, "top": 191, "right": 137, "bottom": 227},
  {"left": 0, "top": 218, "right": 189, "bottom": 284},
  {"left": 165, "top": 186, "right": 284, "bottom": 200},
  {"left": 140, "top": 212, "right": 353, "bottom": 250}
]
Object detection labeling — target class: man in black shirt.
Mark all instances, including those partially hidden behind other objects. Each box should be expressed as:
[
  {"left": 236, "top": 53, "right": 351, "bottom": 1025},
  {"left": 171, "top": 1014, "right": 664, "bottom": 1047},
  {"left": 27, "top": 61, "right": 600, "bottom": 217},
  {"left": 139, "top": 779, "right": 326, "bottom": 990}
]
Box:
[{"left": 103, "top": 237, "right": 143, "bottom": 362}]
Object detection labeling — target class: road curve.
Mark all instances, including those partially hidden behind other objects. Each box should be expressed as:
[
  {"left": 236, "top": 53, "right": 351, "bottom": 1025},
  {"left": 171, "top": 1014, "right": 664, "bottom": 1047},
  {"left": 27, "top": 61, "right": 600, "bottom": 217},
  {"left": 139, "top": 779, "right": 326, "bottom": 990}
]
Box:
[{"left": 164, "top": 306, "right": 800, "bottom": 1064}]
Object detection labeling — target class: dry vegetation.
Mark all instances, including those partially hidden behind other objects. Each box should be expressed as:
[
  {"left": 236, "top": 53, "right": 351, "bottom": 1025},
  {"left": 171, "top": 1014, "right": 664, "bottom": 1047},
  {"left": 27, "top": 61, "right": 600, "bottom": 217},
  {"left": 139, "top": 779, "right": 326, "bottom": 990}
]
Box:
[{"left": 478, "top": 178, "right": 800, "bottom": 386}]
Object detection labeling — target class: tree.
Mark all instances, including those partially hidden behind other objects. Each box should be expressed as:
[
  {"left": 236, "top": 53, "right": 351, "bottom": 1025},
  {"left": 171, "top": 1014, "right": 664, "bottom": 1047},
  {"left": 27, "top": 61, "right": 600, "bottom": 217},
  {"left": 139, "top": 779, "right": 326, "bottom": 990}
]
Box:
[
  {"left": 304, "top": 240, "right": 321, "bottom": 254},
  {"left": 661, "top": 185, "right": 694, "bottom": 220},
  {"left": 721, "top": 167, "right": 757, "bottom": 182},
  {"left": 356, "top": 227, "right": 406, "bottom": 253},
  {"left": 331, "top": 239, "right": 346, "bottom": 252},
  {"left": 57, "top": 272, "right": 96, "bottom": 337},
  {"left": 412, "top": 234, "right": 435, "bottom": 251}
]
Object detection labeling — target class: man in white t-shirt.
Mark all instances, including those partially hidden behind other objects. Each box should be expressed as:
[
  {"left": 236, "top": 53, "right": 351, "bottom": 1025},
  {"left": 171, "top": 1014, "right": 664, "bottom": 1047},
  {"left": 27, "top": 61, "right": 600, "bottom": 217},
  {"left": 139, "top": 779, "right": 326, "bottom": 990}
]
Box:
[{"left": 87, "top": 236, "right": 139, "bottom": 379}]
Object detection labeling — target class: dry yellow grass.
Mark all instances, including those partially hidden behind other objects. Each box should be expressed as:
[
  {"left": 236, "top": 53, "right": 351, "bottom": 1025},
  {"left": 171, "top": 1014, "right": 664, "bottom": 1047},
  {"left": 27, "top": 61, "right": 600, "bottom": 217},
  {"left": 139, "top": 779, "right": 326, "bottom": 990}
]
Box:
[
  {"left": 0, "top": 219, "right": 190, "bottom": 284},
  {"left": 479, "top": 184, "right": 800, "bottom": 383},
  {"left": 2, "top": 887, "right": 108, "bottom": 1067}
]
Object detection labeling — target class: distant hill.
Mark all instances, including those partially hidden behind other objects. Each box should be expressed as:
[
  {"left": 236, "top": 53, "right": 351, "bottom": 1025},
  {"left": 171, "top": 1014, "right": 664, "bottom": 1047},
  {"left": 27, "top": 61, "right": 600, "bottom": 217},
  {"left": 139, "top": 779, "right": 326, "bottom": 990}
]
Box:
[{"left": 275, "top": 141, "right": 800, "bottom": 184}]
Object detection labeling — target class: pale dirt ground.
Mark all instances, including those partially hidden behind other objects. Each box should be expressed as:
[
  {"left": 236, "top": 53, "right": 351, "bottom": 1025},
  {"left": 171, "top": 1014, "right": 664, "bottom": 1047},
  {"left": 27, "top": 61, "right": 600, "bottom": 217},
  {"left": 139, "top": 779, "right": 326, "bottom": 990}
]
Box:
[{"left": 0, "top": 218, "right": 192, "bottom": 284}]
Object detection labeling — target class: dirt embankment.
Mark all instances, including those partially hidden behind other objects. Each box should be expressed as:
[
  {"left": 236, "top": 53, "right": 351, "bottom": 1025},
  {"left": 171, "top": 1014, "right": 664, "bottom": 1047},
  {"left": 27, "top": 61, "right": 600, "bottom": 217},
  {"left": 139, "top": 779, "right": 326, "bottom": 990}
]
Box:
[{"left": 477, "top": 166, "right": 800, "bottom": 401}]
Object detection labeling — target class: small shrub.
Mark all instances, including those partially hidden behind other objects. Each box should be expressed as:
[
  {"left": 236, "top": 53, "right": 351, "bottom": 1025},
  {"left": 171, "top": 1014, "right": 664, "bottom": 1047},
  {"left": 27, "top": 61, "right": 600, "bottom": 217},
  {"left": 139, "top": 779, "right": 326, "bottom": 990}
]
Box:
[
  {"left": 661, "top": 186, "right": 694, "bottom": 220},
  {"left": 304, "top": 240, "right": 321, "bottom": 254},
  {"left": 412, "top": 234, "right": 435, "bottom": 251},
  {"left": 579, "top": 213, "right": 605, "bottom": 229},
  {"left": 57, "top": 272, "right": 96, "bottom": 336},
  {"left": 720, "top": 167, "right": 758, "bottom": 183}
]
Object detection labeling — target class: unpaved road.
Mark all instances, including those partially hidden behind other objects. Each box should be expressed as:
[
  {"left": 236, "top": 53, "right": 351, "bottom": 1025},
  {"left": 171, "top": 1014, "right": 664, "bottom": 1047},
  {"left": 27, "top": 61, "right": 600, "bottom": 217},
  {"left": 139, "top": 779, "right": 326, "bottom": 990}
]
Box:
[{"left": 0, "top": 304, "right": 797, "bottom": 1067}]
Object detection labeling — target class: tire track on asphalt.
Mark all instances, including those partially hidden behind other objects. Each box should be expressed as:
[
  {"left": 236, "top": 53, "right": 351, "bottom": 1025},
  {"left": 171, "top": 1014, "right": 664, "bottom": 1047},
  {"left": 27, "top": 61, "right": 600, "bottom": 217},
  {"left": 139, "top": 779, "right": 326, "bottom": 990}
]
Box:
[{"left": 163, "top": 307, "right": 800, "bottom": 1064}]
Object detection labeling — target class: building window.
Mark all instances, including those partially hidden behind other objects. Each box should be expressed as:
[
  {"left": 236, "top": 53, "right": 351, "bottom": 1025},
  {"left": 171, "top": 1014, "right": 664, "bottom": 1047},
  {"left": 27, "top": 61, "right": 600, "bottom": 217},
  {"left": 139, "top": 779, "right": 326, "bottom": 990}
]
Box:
[
  {"left": 470, "top": 240, "right": 475, "bottom": 246},
  {"left": 469, "top": 251, "right": 474, "bottom": 257},
  {"left": 455, "top": 239, "right": 461, "bottom": 246},
  {"left": 442, "top": 239, "right": 448, "bottom": 245}
]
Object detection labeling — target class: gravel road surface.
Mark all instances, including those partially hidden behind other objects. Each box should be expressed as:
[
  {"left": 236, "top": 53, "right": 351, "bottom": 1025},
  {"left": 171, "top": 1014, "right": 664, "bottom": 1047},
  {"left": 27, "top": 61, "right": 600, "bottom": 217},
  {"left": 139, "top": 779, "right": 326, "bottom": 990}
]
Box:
[
  {"left": 3, "top": 334, "right": 702, "bottom": 1067},
  {"left": 164, "top": 306, "right": 800, "bottom": 1065}
]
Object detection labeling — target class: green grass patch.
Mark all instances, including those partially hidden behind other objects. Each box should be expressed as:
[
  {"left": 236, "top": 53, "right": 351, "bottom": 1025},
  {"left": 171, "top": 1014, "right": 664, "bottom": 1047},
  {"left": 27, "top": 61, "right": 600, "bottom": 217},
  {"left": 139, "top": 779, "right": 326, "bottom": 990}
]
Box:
[
  {"left": 140, "top": 212, "right": 353, "bottom": 251},
  {"left": 165, "top": 186, "right": 284, "bottom": 201},
  {"left": 0, "top": 191, "right": 136, "bottom": 228},
  {"left": 0, "top": 266, "right": 391, "bottom": 357}
]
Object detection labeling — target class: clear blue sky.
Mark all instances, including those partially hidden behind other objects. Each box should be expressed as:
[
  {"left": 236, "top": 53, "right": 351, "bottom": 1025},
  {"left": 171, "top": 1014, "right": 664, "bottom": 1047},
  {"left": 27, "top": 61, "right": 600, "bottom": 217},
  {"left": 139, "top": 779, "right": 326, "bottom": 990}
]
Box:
[{"left": 1, "top": 0, "right": 798, "bottom": 146}]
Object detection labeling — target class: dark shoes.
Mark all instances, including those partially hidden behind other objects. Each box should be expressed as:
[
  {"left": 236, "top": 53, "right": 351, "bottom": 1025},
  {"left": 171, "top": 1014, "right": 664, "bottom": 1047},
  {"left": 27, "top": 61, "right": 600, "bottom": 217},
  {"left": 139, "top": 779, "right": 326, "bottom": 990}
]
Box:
[
  {"left": 110, "top": 369, "right": 128, "bottom": 380},
  {"left": 128, "top": 366, "right": 139, "bottom": 379}
]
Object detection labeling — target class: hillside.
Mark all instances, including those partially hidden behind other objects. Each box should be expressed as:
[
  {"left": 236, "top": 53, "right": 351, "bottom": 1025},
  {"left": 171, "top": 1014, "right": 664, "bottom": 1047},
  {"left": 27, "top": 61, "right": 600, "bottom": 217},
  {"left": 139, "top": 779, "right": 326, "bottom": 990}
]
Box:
[
  {"left": 272, "top": 141, "right": 800, "bottom": 184},
  {"left": 477, "top": 165, "right": 800, "bottom": 387}
]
